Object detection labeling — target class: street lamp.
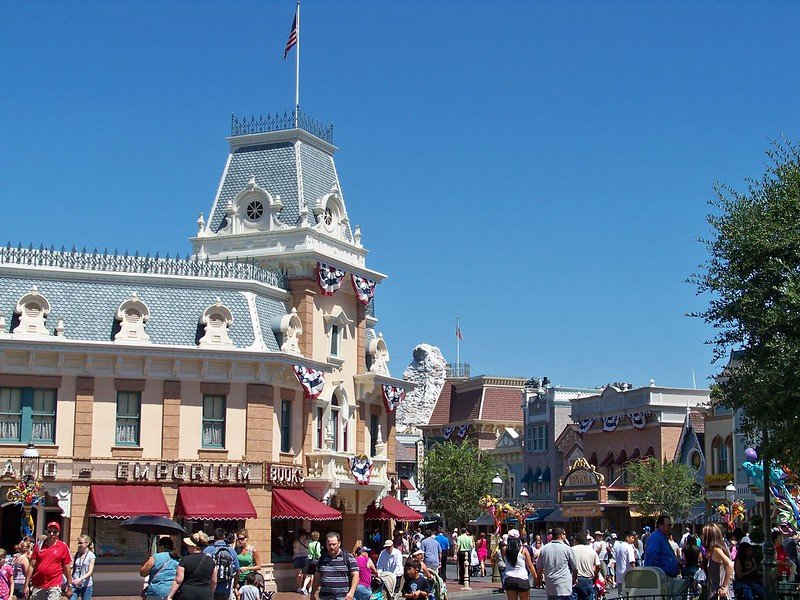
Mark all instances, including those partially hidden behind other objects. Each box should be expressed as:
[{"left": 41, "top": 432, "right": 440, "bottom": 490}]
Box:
[
  {"left": 7, "top": 442, "right": 44, "bottom": 538},
  {"left": 725, "top": 480, "right": 736, "bottom": 505},
  {"left": 492, "top": 472, "right": 504, "bottom": 497},
  {"left": 520, "top": 488, "right": 528, "bottom": 498}
]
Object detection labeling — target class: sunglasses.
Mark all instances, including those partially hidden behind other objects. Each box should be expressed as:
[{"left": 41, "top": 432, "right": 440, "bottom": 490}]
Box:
[
  {"left": 237, "top": 537, "right": 246, "bottom": 541},
  {"left": 47, "top": 530, "right": 59, "bottom": 535}
]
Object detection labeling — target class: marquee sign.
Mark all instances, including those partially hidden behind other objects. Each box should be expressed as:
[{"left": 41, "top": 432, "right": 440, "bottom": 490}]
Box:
[
  {"left": 266, "top": 463, "right": 304, "bottom": 488},
  {"left": 559, "top": 457, "right": 605, "bottom": 505}
]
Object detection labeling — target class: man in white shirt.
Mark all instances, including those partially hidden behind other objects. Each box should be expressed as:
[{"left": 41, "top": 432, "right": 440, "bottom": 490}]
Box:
[
  {"left": 376, "top": 540, "right": 404, "bottom": 592},
  {"left": 592, "top": 531, "right": 609, "bottom": 579},
  {"left": 573, "top": 533, "right": 600, "bottom": 600},
  {"left": 614, "top": 531, "right": 637, "bottom": 593}
]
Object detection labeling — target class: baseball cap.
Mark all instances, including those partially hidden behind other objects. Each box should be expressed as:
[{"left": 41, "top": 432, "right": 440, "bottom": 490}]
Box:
[
  {"left": 360, "top": 546, "right": 370, "bottom": 553},
  {"left": 46, "top": 521, "right": 60, "bottom": 533},
  {"left": 508, "top": 529, "right": 520, "bottom": 539}
]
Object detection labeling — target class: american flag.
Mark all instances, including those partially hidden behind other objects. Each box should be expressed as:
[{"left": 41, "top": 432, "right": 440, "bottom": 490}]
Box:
[
  {"left": 456, "top": 324, "right": 463, "bottom": 340},
  {"left": 283, "top": 10, "right": 298, "bottom": 59}
]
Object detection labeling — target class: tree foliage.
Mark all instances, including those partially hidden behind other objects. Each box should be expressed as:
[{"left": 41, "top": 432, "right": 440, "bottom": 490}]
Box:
[
  {"left": 627, "top": 458, "right": 703, "bottom": 521},
  {"left": 419, "top": 441, "right": 496, "bottom": 529},
  {"left": 691, "top": 139, "right": 800, "bottom": 470}
]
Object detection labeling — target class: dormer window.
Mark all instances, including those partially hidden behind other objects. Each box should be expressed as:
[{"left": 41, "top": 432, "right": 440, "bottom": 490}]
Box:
[
  {"left": 245, "top": 200, "right": 264, "bottom": 222},
  {"left": 198, "top": 299, "right": 234, "bottom": 347},
  {"left": 367, "top": 334, "right": 390, "bottom": 375},
  {"left": 115, "top": 293, "right": 150, "bottom": 343},
  {"left": 271, "top": 308, "right": 303, "bottom": 355},
  {"left": 13, "top": 286, "right": 51, "bottom": 336}
]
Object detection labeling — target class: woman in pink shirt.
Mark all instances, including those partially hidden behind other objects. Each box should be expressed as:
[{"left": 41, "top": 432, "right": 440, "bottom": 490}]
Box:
[{"left": 355, "top": 546, "right": 378, "bottom": 600}]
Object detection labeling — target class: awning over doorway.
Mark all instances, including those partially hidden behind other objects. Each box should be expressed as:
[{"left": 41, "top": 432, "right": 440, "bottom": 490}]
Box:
[
  {"left": 176, "top": 486, "right": 257, "bottom": 520},
  {"left": 541, "top": 466, "right": 551, "bottom": 481},
  {"left": 532, "top": 467, "right": 542, "bottom": 482},
  {"left": 520, "top": 468, "right": 534, "bottom": 483},
  {"left": 271, "top": 488, "right": 342, "bottom": 521},
  {"left": 365, "top": 496, "right": 423, "bottom": 522},
  {"left": 400, "top": 479, "right": 415, "bottom": 491},
  {"left": 88, "top": 485, "right": 169, "bottom": 519},
  {"left": 525, "top": 508, "right": 555, "bottom": 522}
]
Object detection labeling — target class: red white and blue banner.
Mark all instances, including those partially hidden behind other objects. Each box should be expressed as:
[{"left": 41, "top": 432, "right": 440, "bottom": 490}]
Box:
[
  {"left": 577, "top": 419, "right": 595, "bottom": 434},
  {"left": 457, "top": 424, "right": 470, "bottom": 439},
  {"left": 602, "top": 415, "right": 620, "bottom": 432},
  {"left": 349, "top": 454, "right": 374, "bottom": 485},
  {"left": 442, "top": 426, "right": 455, "bottom": 440},
  {"left": 351, "top": 274, "right": 376, "bottom": 305},
  {"left": 626, "top": 412, "right": 648, "bottom": 429},
  {"left": 381, "top": 384, "right": 405, "bottom": 413},
  {"left": 317, "top": 262, "right": 346, "bottom": 296},
  {"left": 293, "top": 365, "right": 325, "bottom": 399}
]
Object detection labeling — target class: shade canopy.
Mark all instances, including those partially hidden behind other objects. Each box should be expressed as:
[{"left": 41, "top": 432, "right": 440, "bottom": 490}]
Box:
[
  {"left": 520, "top": 468, "right": 534, "bottom": 483},
  {"left": 644, "top": 446, "right": 655, "bottom": 458},
  {"left": 532, "top": 467, "right": 542, "bottom": 482},
  {"left": 88, "top": 485, "right": 170, "bottom": 519},
  {"left": 588, "top": 452, "right": 598, "bottom": 467},
  {"left": 400, "top": 479, "right": 415, "bottom": 491},
  {"left": 176, "top": 486, "right": 256, "bottom": 520},
  {"left": 271, "top": 488, "right": 342, "bottom": 521},
  {"left": 599, "top": 451, "right": 615, "bottom": 467},
  {"left": 365, "top": 496, "right": 423, "bottom": 522},
  {"left": 628, "top": 448, "right": 641, "bottom": 461},
  {"left": 525, "top": 508, "right": 555, "bottom": 522},
  {"left": 541, "top": 466, "right": 551, "bottom": 481},
  {"left": 614, "top": 450, "right": 628, "bottom": 466}
]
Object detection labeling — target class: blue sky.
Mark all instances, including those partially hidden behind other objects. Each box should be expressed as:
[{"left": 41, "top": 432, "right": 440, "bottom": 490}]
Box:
[{"left": 2, "top": 1, "right": 799, "bottom": 389}]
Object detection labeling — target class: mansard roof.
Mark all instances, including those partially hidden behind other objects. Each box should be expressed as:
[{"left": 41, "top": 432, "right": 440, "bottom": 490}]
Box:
[{"left": 206, "top": 126, "right": 351, "bottom": 242}]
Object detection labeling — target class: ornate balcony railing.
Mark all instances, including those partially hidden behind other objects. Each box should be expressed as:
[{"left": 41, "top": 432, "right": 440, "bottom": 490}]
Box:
[
  {"left": 0, "top": 244, "right": 290, "bottom": 290},
  {"left": 305, "top": 451, "right": 388, "bottom": 487},
  {"left": 446, "top": 363, "right": 470, "bottom": 379},
  {"left": 230, "top": 110, "right": 334, "bottom": 144}
]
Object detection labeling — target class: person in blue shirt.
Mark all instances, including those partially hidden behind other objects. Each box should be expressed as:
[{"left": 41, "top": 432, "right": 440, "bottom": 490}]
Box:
[
  {"left": 203, "top": 528, "right": 240, "bottom": 600},
  {"left": 434, "top": 528, "right": 451, "bottom": 581},
  {"left": 644, "top": 515, "right": 679, "bottom": 577}
]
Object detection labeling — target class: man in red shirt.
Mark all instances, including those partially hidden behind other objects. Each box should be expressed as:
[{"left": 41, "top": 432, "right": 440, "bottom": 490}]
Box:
[{"left": 25, "top": 522, "right": 72, "bottom": 600}]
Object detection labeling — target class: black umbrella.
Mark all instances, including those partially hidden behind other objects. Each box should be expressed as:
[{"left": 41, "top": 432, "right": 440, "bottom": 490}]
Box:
[{"left": 120, "top": 515, "right": 185, "bottom": 536}]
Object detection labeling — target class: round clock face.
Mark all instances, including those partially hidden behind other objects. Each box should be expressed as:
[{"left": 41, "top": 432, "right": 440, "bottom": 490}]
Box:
[{"left": 246, "top": 200, "right": 264, "bottom": 221}]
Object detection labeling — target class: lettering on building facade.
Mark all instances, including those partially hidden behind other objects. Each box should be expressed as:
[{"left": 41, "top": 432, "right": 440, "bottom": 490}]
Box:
[
  {"left": 266, "top": 463, "right": 304, "bottom": 488},
  {"left": 116, "top": 461, "right": 256, "bottom": 483}
]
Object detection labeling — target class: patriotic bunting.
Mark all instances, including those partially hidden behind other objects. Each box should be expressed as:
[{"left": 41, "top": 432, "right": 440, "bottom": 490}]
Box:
[
  {"left": 577, "top": 419, "right": 595, "bottom": 434},
  {"left": 602, "top": 415, "right": 619, "bottom": 432},
  {"left": 317, "top": 262, "right": 346, "bottom": 296},
  {"left": 442, "top": 426, "right": 455, "bottom": 440},
  {"left": 457, "top": 424, "right": 470, "bottom": 439},
  {"left": 382, "top": 385, "right": 405, "bottom": 413},
  {"left": 349, "top": 454, "right": 374, "bottom": 485},
  {"left": 293, "top": 365, "right": 325, "bottom": 399},
  {"left": 351, "top": 274, "right": 376, "bottom": 305},
  {"left": 627, "top": 412, "right": 648, "bottom": 429}
]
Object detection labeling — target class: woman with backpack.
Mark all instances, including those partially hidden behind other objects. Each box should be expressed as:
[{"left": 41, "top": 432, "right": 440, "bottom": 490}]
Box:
[
  {"left": 167, "top": 532, "right": 216, "bottom": 600},
  {"left": 299, "top": 531, "right": 321, "bottom": 596},
  {"left": 139, "top": 537, "right": 180, "bottom": 600}
]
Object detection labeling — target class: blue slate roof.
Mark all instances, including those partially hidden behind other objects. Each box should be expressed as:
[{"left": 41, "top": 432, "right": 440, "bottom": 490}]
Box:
[
  {"left": 0, "top": 275, "right": 286, "bottom": 351},
  {"left": 208, "top": 138, "right": 347, "bottom": 237}
]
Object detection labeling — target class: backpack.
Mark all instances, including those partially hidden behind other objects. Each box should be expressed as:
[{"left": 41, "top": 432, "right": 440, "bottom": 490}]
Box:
[{"left": 213, "top": 546, "right": 235, "bottom": 585}]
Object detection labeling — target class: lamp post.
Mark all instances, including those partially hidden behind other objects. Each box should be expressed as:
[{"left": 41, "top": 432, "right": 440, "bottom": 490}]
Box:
[
  {"left": 489, "top": 472, "right": 504, "bottom": 586},
  {"left": 7, "top": 443, "right": 42, "bottom": 538},
  {"left": 725, "top": 480, "right": 736, "bottom": 506}
]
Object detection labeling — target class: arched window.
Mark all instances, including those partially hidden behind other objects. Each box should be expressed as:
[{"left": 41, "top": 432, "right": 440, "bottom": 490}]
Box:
[
  {"left": 718, "top": 439, "right": 729, "bottom": 475},
  {"left": 199, "top": 299, "right": 234, "bottom": 347},
  {"left": 330, "top": 395, "right": 340, "bottom": 452},
  {"left": 115, "top": 293, "right": 150, "bottom": 342}
]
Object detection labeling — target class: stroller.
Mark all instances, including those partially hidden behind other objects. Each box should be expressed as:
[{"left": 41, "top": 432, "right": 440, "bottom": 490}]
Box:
[
  {"left": 372, "top": 571, "right": 397, "bottom": 600},
  {"left": 469, "top": 548, "right": 480, "bottom": 578}
]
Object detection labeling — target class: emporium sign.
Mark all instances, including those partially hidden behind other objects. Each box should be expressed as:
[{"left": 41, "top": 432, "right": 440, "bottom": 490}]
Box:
[{"left": 116, "top": 461, "right": 259, "bottom": 483}]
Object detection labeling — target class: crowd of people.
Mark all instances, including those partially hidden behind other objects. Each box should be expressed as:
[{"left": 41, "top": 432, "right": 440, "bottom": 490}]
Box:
[{"left": 1, "top": 516, "right": 794, "bottom": 600}]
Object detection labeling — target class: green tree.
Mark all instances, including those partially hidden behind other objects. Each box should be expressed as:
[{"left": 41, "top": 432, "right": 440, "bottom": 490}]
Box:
[
  {"left": 691, "top": 140, "right": 800, "bottom": 470},
  {"left": 627, "top": 458, "right": 703, "bottom": 521},
  {"left": 419, "top": 441, "right": 496, "bottom": 529}
]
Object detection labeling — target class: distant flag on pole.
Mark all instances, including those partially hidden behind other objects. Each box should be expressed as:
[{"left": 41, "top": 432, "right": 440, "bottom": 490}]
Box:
[
  {"left": 283, "top": 9, "right": 298, "bottom": 59},
  {"left": 456, "top": 322, "right": 464, "bottom": 340}
]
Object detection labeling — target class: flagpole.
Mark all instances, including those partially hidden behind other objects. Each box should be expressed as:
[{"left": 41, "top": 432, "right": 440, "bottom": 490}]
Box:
[
  {"left": 456, "top": 316, "right": 460, "bottom": 366},
  {"left": 295, "top": 0, "right": 300, "bottom": 128}
]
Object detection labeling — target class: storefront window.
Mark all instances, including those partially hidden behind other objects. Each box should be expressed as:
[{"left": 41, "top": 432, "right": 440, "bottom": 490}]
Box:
[
  {"left": 91, "top": 517, "right": 150, "bottom": 564},
  {"left": 271, "top": 520, "right": 340, "bottom": 563},
  {"left": 0, "top": 387, "right": 56, "bottom": 444}
]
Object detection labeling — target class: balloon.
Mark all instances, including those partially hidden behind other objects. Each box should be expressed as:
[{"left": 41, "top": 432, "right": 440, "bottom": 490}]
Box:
[{"left": 745, "top": 448, "right": 758, "bottom": 462}]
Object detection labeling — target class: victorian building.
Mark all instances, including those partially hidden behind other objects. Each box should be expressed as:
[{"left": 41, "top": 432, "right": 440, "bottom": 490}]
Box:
[
  {"left": 521, "top": 380, "right": 599, "bottom": 531},
  {"left": 421, "top": 375, "right": 526, "bottom": 504},
  {"left": 563, "top": 383, "right": 709, "bottom": 533},
  {"left": 0, "top": 113, "right": 412, "bottom": 592}
]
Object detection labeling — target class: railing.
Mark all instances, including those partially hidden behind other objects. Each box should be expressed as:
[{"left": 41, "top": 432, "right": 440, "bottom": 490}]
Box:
[
  {"left": 230, "top": 110, "right": 334, "bottom": 144},
  {"left": 305, "top": 451, "right": 388, "bottom": 486},
  {"left": 446, "top": 363, "right": 470, "bottom": 378},
  {"left": 0, "top": 244, "right": 290, "bottom": 290}
]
